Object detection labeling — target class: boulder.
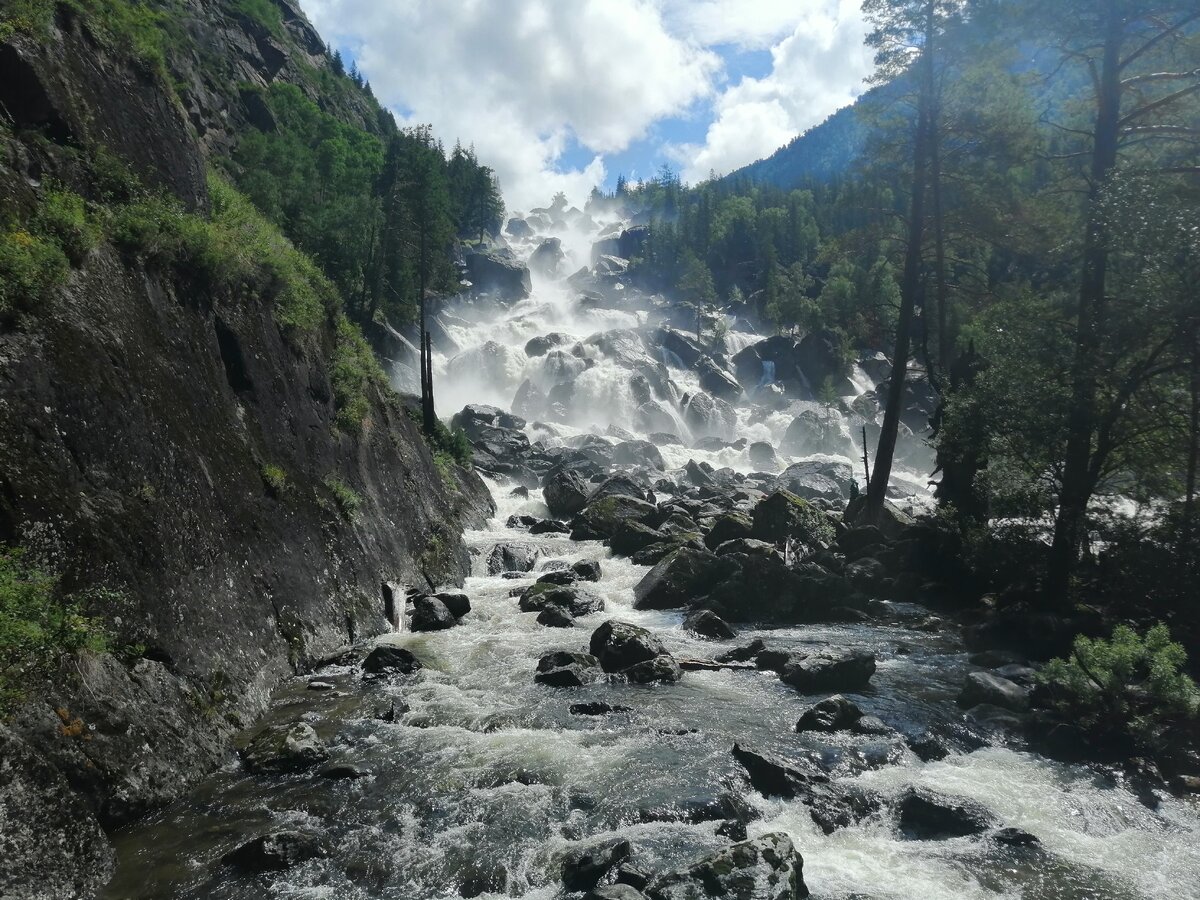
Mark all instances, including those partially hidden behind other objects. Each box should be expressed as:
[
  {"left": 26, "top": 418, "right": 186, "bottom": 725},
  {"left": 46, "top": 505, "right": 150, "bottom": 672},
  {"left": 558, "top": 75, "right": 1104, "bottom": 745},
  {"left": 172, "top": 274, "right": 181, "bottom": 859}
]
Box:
[
  {"left": 537, "top": 605, "right": 576, "bottom": 628},
  {"left": 895, "top": 787, "right": 996, "bottom": 840},
  {"left": 632, "top": 548, "right": 738, "bottom": 610},
  {"left": 716, "top": 639, "right": 766, "bottom": 663},
  {"left": 611, "top": 522, "right": 665, "bottom": 557},
  {"left": 587, "top": 886, "right": 647, "bottom": 900},
  {"left": 573, "top": 495, "right": 657, "bottom": 540},
  {"left": 487, "top": 542, "right": 541, "bottom": 575},
  {"left": 612, "top": 440, "right": 666, "bottom": 470},
  {"left": 795, "top": 695, "right": 864, "bottom": 733},
  {"left": 777, "top": 649, "right": 876, "bottom": 694},
  {"left": 618, "top": 225, "right": 650, "bottom": 261},
  {"left": 572, "top": 559, "right": 603, "bottom": 582},
  {"left": 362, "top": 645, "right": 422, "bottom": 675},
  {"left": 622, "top": 655, "right": 684, "bottom": 684},
  {"left": 697, "top": 357, "right": 743, "bottom": 401},
  {"left": 505, "top": 217, "right": 534, "bottom": 238},
  {"left": 751, "top": 491, "right": 836, "bottom": 547},
  {"left": 644, "top": 833, "right": 807, "bottom": 900},
  {"left": 465, "top": 249, "right": 532, "bottom": 301},
  {"left": 775, "top": 460, "right": 856, "bottom": 502},
  {"left": 434, "top": 592, "right": 471, "bottom": 618},
  {"left": 519, "top": 583, "right": 605, "bottom": 617},
  {"left": 748, "top": 441, "right": 779, "bottom": 470},
  {"left": 589, "top": 620, "right": 681, "bottom": 683},
  {"left": 635, "top": 400, "right": 679, "bottom": 434},
  {"left": 731, "top": 744, "right": 876, "bottom": 835},
  {"left": 683, "top": 610, "right": 736, "bottom": 641},
  {"left": 223, "top": 831, "right": 325, "bottom": 872},
  {"left": 534, "top": 650, "right": 603, "bottom": 687},
  {"left": 543, "top": 469, "right": 591, "bottom": 518},
  {"left": 525, "top": 333, "right": 572, "bottom": 357},
  {"left": 241, "top": 723, "right": 328, "bottom": 775},
  {"left": 958, "top": 671, "right": 1029, "bottom": 712},
  {"left": 562, "top": 839, "right": 632, "bottom": 892},
  {"left": 529, "top": 237, "right": 565, "bottom": 278},
  {"left": 410, "top": 596, "right": 457, "bottom": 632},
  {"left": 703, "top": 513, "right": 754, "bottom": 550}
]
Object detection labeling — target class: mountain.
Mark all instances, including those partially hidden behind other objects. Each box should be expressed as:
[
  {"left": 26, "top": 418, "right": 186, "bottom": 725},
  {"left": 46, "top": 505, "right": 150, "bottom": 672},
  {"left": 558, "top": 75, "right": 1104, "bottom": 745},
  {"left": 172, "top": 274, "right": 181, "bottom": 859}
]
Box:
[{"left": 0, "top": 1, "right": 492, "bottom": 893}]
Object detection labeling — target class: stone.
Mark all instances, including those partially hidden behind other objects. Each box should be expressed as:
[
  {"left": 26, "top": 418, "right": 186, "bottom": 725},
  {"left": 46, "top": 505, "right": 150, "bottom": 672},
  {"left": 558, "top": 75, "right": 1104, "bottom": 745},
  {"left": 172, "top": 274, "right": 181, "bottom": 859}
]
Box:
[
  {"left": 543, "top": 468, "right": 591, "bottom": 518},
  {"left": 590, "top": 620, "right": 668, "bottom": 671},
  {"left": 958, "top": 671, "right": 1029, "bottom": 712},
  {"left": 779, "top": 649, "right": 876, "bottom": 694},
  {"left": 573, "top": 495, "right": 657, "bottom": 540},
  {"left": 906, "top": 732, "right": 950, "bottom": 762},
  {"left": 703, "top": 513, "right": 754, "bottom": 550},
  {"left": 621, "top": 655, "right": 683, "bottom": 684},
  {"left": 318, "top": 763, "right": 370, "bottom": 780},
  {"left": 644, "top": 832, "right": 807, "bottom": 900},
  {"left": 993, "top": 827, "right": 1040, "bottom": 847},
  {"left": 748, "top": 441, "right": 779, "bottom": 470},
  {"left": 537, "top": 605, "right": 576, "bottom": 628},
  {"left": 241, "top": 723, "right": 328, "bottom": 775},
  {"left": 223, "top": 830, "right": 325, "bottom": 872},
  {"left": 751, "top": 491, "right": 836, "bottom": 547},
  {"left": 895, "top": 787, "right": 996, "bottom": 839},
  {"left": 562, "top": 839, "right": 632, "bottom": 892},
  {"left": 611, "top": 521, "right": 667, "bottom": 557},
  {"left": 716, "top": 639, "right": 766, "bottom": 664},
  {"left": 362, "top": 645, "right": 422, "bottom": 675},
  {"left": 683, "top": 609, "right": 737, "bottom": 641},
  {"left": 465, "top": 249, "right": 532, "bottom": 301},
  {"left": 795, "top": 695, "right": 864, "bottom": 733},
  {"left": 410, "top": 596, "right": 457, "bottom": 632},
  {"left": 519, "top": 583, "right": 605, "bottom": 617},
  {"left": 632, "top": 548, "right": 738, "bottom": 610},
  {"left": 571, "top": 559, "right": 603, "bottom": 582},
  {"left": 487, "top": 542, "right": 541, "bottom": 575},
  {"left": 587, "top": 885, "right": 648, "bottom": 900},
  {"left": 434, "top": 591, "right": 471, "bottom": 619},
  {"left": 852, "top": 715, "right": 892, "bottom": 736},
  {"left": 534, "top": 650, "right": 602, "bottom": 688},
  {"left": 570, "top": 702, "right": 633, "bottom": 716}
]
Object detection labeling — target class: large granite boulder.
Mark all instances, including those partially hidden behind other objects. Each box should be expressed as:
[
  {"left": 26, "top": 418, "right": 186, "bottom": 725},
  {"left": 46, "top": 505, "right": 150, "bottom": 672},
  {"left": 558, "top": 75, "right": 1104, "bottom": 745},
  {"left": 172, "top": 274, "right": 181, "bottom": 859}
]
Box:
[
  {"left": 633, "top": 548, "right": 738, "bottom": 610},
  {"left": 645, "top": 833, "right": 808, "bottom": 899},
  {"left": 589, "top": 621, "right": 681, "bottom": 684},
  {"left": 465, "top": 248, "right": 532, "bottom": 301}
]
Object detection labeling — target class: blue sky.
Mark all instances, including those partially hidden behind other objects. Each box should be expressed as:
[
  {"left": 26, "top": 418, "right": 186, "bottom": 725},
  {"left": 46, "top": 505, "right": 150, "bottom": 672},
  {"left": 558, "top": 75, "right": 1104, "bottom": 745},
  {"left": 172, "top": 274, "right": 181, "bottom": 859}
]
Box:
[{"left": 303, "top": 1, "right": 874, "bottom": 209}]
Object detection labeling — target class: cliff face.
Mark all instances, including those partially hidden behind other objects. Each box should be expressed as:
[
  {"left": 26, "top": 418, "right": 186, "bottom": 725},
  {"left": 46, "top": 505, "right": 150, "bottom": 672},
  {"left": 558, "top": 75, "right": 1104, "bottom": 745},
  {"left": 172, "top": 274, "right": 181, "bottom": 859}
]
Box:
[{"left": 0, "top": 3, "right": 493, "bottom": 896}]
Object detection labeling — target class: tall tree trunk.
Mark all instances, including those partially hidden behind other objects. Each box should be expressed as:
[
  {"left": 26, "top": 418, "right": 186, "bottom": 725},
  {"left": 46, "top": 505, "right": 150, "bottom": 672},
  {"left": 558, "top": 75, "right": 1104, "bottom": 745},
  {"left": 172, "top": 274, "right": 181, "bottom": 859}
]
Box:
[
  {"left": 1184, "top": 324, "right": 1200, "bottom": 550},
  {"left": 865, "top": 11, "right": 935, "bottom": 521},
  {"left": 418, "top": 227, "right": 437, "bottom": 435},
  {"left": 1046, "top": 6, "right": 1123, "bottom": 601},
  {"left": 930, "top": 100, "right": 950, "bottom": 380}
]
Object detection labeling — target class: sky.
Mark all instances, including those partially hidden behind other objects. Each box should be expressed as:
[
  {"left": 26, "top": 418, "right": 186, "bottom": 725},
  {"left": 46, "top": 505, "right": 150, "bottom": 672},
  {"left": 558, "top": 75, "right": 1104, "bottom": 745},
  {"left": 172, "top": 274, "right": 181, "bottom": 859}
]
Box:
[{"left": 300, "top": 1, "right": 876, "bottom": 212}]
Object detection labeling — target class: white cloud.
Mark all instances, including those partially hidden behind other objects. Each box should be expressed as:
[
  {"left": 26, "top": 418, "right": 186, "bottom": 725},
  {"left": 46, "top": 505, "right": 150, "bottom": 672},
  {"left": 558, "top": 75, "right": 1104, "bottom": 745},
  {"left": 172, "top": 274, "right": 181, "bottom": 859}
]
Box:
[
  {"left": 659, "top": 0, "right": 809, "bottom": 49},
  {"left": 301, "top": 0, "right": 718, "bottom": 210},
  {"left": 670, "top": 0, "right": 875, "bottom": 183}
]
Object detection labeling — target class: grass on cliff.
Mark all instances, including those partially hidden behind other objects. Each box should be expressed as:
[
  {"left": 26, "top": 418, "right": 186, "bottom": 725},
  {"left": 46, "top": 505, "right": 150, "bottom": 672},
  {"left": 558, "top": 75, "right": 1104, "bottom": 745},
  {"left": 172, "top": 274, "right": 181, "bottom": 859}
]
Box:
[
  {"left": 0, "top": 0, "right": 169, "bottom": 74},
  {"left": 0, "top": 547, "right": 110, "bottom": 717}
]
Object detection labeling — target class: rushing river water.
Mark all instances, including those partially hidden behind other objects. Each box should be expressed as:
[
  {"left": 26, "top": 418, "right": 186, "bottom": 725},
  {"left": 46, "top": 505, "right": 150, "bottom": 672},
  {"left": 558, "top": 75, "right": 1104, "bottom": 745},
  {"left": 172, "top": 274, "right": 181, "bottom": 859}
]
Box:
[{"left": 105, "top": 219, "right": 1200, "bottom": 899}]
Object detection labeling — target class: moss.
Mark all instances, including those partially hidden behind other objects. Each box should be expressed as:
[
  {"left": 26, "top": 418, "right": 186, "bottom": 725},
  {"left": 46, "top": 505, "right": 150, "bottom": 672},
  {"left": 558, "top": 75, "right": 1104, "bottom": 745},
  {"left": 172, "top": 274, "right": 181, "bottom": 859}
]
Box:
[
  {"left": 323, "top": 475, "right": 361, "bottom": 521},
  {"left": 0, "top": 546, "right": 111, "bottom": 717},
  {"left": 260, "top": 463, "right": 288, "bottom": 496},
  {"left": 330, "top": 314, "right": 384, "bottom": 432},
  {"left": 0, "top": 227, "right": 69, "bottom": 319},
  {"left": 227, "top": 0, "right": 282, "bottom": 37}
]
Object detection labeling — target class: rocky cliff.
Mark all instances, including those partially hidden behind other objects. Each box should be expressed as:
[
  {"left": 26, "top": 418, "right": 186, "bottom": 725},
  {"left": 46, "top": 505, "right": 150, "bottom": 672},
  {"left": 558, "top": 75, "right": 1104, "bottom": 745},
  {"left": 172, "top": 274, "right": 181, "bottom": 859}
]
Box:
[{"left": 0, "top": 2, "right": 493, "bottom": 896}]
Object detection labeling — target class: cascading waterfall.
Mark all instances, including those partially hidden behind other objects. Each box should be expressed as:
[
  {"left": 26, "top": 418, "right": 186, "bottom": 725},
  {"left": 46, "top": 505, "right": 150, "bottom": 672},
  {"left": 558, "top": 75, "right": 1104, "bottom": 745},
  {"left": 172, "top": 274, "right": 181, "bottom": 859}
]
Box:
[{"left": 103, "top": 206, "right": 1200, "bottom": 900}]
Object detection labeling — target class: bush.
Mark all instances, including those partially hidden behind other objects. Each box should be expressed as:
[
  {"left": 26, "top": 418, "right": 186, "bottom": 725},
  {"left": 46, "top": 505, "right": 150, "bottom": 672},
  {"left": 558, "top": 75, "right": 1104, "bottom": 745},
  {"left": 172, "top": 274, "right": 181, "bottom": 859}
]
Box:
[
  {"left": 1039, "top": 623, "right": 1199, "bottom": 748},
  {"left": 0, "top": 228, "right": 69, "bottom": 319},
  {"left": 228, "top": 0, "right": 283, "bottom": 37},
  {"left": 323, "top": 476, "right": 362, "bottom": 521},
  {"left": 330, "top": 315, "right": 383, "bottom": 432},
  {"left": 260, "top": 464, "right": 288, "bottom": 496},
  {"left": 1, "top": 547, "right": 110, "bottom": 716}
]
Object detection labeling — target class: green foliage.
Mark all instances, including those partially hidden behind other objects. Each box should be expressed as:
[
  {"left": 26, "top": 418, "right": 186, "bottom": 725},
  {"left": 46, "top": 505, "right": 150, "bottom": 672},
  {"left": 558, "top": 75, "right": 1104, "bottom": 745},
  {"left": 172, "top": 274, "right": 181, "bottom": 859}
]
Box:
[
  {"left": 228, "top": 0, "right": 282, "bottom": 37},
  {"left": 0, "top": 547, "right": 110, "bottom": 716},
  {"left": 1039, "top": 624, "right": 1199, "bottom": 746},
  {"left": 323, "top": 476, "right": 362, "bottom": 521},
  {"left": 37, "top": 188, "right": 101, "bottom": 263},
  {"left": 330, "top": 314, "right": 383, "bottom": 432},
  {"left": 0, "top": 227, "right": 69, "bottom": 319},
  {"left": 0, "top": 0, "right": 57, "bottom": 41},
  {"left": 260, "top": 464, "right": 288, "bottom": 496}
]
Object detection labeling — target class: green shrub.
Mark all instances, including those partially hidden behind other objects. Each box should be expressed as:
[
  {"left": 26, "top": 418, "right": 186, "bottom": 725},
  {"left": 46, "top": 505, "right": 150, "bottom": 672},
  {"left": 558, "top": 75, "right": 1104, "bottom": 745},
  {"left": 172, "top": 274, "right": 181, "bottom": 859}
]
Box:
[
  {"left": 0, "top": 0, "right": 57, "bottom": 41},
  {"left": 1039, "top": 623, "right": 1199, "bottom": 747},
  {"left": 36, "top": 189, "right": 101, "bottom": 264},
  {"left": 0, "top": 227, "right": 69, "bottom": 318},
  {"left": 228, "top": 0, "right": 282, "bottom": 37},
  {"left": 1, "top": 547, "right": 109, "bottom": 716},
  {"left": 323, "top": 475, "right": 362, "bottom": 521},
  {"left": 67, "top": 0, "right": 169, "bottom": 76},
  {"left": 427, "top": 419, "right": 472, "bottom": 467},
  {"left": 330, "top": 315, "right": 383, "bottom": 432},
  {"left": 260, "top": 464, "right": 288, "bottom": 495}
]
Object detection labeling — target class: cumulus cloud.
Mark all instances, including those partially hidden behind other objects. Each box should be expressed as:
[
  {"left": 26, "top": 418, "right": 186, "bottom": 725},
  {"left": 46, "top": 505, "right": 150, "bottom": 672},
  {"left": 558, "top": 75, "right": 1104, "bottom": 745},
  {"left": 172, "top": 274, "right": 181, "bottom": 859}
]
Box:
[
  {"left": 299, "top": 0, "right": 873, "bottom": 209},
  {"left": 669, "top": 0, "right": 875, "bottom": 183},
  {"left": 301, "top": 0, "right": 718, "bottom": 209}
]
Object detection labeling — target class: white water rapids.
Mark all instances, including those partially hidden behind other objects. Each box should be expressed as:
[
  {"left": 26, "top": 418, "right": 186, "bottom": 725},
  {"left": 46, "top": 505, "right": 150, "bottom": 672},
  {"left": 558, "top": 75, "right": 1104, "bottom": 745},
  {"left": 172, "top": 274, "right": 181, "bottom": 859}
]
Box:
[{"left": 104, "top": 215, "right": 1200, "bottom": 899}]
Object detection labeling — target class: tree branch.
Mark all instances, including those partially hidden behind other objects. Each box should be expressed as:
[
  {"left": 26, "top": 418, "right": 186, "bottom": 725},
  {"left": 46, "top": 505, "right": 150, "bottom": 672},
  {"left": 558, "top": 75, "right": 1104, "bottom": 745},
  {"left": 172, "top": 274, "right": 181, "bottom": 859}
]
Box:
[
  {"left": 1119, "top": 12, "right": 1200, "bottom": 72},
  {"left": 1117, "top": 82, "right": 1200, "bottom": 127}
]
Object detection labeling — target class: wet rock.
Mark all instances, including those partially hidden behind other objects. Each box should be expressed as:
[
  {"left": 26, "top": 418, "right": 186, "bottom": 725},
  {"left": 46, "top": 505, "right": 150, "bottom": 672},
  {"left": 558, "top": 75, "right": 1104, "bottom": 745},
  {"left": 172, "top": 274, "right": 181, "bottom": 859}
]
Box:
[
  {"left": 895, "top": 787, "right": 996, "bottom": 839},
  {"left": 993, "top": 827, "right": 1040, "bottom": 847},
  {"left": 631, "top": 541, "right": 692, "bottom": 566},
  {"left": 435, "top": 592, "right": 471, "bottom": 619},
  {"left": 572, "top": 559, "right": 603, "bottom": 582},
  {"left": 241, "top": 723, "right": 328, "bottom": 775},
  {"left": 838, "top": 525, "right": 886, "bottom": 554},
  {"left": 524, "top": 332, "right": 572, "bottom": 357},
  {"left": 544, "top": 468, "right": 592, "bottom": 518},
  {"left": 906, "top": 731, "right": 950, "bottom": 762},
  {"left": 995, "top": 663, "right": 1039, "bottom": 687},
  {"left": 411, "top": 596, "right": 457, "bottom": 632},
  {"left": 530, "top": 237, "right": 565, "bottom": 278},
  {"left": 730, "top": 744, "right": 877, "bottom": 834},
  {"left": 616, "top": 863, "right": 652, "bottom": 891},
  {"left": 535, "top": 650, "right": 603, "bottom": 687},
  {"left": 697, "top": 357, "right": 743, "bottom": 401},
  {"left": 795, "top": 695, "right": 864, "bottom": 733},
  {"left": 777, "top": 649, "right": 876, "bottom": 694},
  {"left": 845, "top": 557, "right": 887, "bottom": 590},
  {"left": 573, "top": 495, "right": 657, "bottom": 541},
  {"left": 852, "top": 716, "right": 893, "bottom": 736},
  {"left": 703, "top": 513, "right": 754, "bottom": 550},
  {"left": 632, "top": 548, "right": 738, "bottom": 610},
  {"left": 587, "top": 886, "right": 647, "bottom": 900},
  {"left": 612, "top": 440, "right": 666, "bottom": 470},
  {"left": 562, "top": 839, "right": 632, "bottom": 892},
  {"left": 487, "top": 542, "right": 541, "bottom": 575},
  {"left": 644, "top": 832, "right": 808, "bottom": 900},
  {"left": 530, "top": 518, "right": 572, "bottom": 535},
  {"left": 958, "top": 671, "right": 1029, "bottom": 712},
  {"left": 519, "top": 583, "right": 605, "bottom": 617},
  {"left": 716, "top": 639, "right": 766, "bottom": 663},
  {"left": 223, "top": 830, "right": 325, "bottom": 872},
  {"left": 751, "top": 491, "right": 836, "bottom": 547},
  {"left": 590, "top": 620, "right": 681, "bottom": 683},
  {"left": 683, "top": 609, "right": 737, "bottom": 640},
  {"left": 775, "top": 460, "right": 856, "bottom": 503},
  {"left": 713, "top": 538, "right": 779, "bottom": 558},
  {"left": 781, "top": 409, "right": 857, "bottom": 459},
  {"left": 319, "top": 763, "right": 370, "bottom": 780},
  {"left": 748, "top": 441, "right": 779, "bottom": 470},
  {"left": 537, "top": 605, "right": 576, "bottom": 628},
  {"left": 570, "top": 702, "right": 633, "bottom": 716},
  {"left": 465, "top": 248, "right": 532, "bottom": 301},
  {"left": 611, "top": 521, "right": 668, "bottom": 557},
  {"left": 657, "top": 328, "right": 706, "bottom": 368},
  {"left": 538, "top": 569, "right": 580, "bottom": 586},
  {"left": 506, "top": 216, "right": 534, "bottom": 238}
]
